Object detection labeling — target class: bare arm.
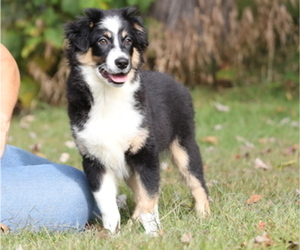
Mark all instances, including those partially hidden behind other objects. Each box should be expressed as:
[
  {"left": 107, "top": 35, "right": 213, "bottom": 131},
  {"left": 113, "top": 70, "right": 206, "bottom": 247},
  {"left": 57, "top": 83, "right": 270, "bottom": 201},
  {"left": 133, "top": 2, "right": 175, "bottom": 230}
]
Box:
[{"left": 0, "top": 44, "right": 20, "bottom": 157}]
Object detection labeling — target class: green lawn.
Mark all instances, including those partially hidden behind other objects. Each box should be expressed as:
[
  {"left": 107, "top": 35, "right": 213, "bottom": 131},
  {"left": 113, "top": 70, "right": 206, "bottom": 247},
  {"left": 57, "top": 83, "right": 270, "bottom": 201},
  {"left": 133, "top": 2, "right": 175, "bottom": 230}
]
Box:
[{"left": 2, "top": 85, "right": 299, "bottom": 249}]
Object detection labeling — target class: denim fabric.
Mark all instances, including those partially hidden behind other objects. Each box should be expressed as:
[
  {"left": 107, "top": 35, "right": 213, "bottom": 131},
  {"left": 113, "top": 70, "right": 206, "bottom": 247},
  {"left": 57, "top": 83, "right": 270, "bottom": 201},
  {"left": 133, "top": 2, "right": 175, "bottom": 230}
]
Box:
[{"left": 1, "top": 145, "right": 100, "bottom": 232}]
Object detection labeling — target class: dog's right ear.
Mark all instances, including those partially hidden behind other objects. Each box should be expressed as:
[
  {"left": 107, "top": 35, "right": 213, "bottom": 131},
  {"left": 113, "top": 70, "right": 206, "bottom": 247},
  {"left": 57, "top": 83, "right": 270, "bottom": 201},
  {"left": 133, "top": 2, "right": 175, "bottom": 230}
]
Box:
[
  {"left": 65, "top": 9, "right": 104, "bottom": 52},
  {"left": 64, "top": 18, "right": 91, "bottom": 52}
]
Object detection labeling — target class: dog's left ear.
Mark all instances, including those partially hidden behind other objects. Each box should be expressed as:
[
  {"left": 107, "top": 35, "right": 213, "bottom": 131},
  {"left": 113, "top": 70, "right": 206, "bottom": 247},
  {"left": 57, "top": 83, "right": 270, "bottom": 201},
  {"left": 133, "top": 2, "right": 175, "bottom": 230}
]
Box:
[{"left": 122, "top": 7, "right": 148, "bottom": 52}]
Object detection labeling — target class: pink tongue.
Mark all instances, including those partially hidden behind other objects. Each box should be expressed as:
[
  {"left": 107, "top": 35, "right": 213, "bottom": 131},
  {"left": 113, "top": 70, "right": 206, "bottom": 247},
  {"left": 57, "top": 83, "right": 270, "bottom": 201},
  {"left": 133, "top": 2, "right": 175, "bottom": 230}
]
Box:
[{"left": 109, "top": 74, "right": 127, "bottom": 83}]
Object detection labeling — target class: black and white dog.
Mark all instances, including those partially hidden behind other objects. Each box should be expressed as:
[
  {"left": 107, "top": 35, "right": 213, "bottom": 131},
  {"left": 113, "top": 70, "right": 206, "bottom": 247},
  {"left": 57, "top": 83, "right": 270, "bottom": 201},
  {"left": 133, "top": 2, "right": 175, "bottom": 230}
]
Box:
[{"left": 64, "top": 7, "right": 210, "bottom": 235}]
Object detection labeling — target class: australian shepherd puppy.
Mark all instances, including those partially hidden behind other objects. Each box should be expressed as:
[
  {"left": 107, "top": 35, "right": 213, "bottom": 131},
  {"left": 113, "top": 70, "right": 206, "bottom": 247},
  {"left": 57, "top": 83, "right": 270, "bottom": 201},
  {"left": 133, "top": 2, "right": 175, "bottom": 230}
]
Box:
[{"left": 64, "top": 7, "right": 210, "bottom": 235}]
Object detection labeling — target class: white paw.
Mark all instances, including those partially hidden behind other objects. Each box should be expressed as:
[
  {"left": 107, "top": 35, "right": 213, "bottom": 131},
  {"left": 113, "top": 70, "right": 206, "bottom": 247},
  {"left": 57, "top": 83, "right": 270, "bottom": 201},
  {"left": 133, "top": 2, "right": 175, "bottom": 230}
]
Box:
[
  {"left": 102, "top": 209, "right": 121, "bottom": 233},
  {"left": 139, "top": 208, "right": 160, "bottom": 235}
]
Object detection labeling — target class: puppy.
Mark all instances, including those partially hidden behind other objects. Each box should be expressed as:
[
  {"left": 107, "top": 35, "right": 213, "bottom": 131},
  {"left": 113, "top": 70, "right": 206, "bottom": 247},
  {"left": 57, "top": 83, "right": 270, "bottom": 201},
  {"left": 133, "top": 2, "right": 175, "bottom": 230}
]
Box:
[{"left": 64, "top": 7, "right": 210, "bottom": 235}]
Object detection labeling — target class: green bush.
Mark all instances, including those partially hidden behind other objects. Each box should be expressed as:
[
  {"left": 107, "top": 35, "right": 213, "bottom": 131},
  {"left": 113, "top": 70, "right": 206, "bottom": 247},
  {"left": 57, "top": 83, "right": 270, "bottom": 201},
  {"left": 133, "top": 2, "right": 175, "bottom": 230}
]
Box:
[{"left": 2, "top": 0, "right": 155, "bottom": 106}]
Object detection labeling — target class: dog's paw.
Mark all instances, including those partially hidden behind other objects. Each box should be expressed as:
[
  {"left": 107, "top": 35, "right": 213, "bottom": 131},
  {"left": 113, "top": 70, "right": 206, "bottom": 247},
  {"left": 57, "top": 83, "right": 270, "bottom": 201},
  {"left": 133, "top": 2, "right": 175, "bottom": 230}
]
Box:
[
  {"left": 102, "top": 212, "right": 121, "bottom": 233},
  {"left": 195, "top": 197, "right": 211, "bottom": 218},
  {"left": 139, "top": 211, "right": 161, "bottom": 236}
]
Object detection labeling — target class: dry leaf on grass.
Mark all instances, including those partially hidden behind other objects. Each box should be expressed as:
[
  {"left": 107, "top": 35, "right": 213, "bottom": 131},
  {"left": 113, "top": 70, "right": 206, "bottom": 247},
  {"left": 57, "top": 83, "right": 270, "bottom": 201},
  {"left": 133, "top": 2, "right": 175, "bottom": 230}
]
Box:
[
  {"left": 59, "top": 153, "right": 70, "bottom": 163},
  {"left": 287, "top": 241, "right": 299, "bottom": 249},
  {"left": 258, "top": 137, "right": 275, "bottom": 144},
  {"left": 65, "top": 140, "right": 76, "bottom": 149},
  {"left": 253, "top": 232, "right": 273, "bottom": 247},
  {"left": 16, "top": 245, "right": 24, "bottom": 250},
  {"left": 214, "top": 124, "right": 223, "bottom": 130},
  {"left": 257, "top": 221, "right": 267, "bottom": 231},
  {"left": 20, "top": 115, "right": 35, "bottom": 129},
  {"left": 214, "top": 102, "right": 230, "bottom": 112},
  {"left": 202, "top": 136, "right": 218, "bottom": 145},
  {"left": 181, "top": 232, "right": 193, "bottom": 244},
  {"left": 254, "top": 158, "right": 270, "bottom": 170},
  {"left": 284, "top": 145, "right": 299, "bottom": 155},
  {"left": 30, "top": 144, "right": 46, "bottom": 158},
  {"left": 246, "top": 194, "right": 264, "bottom": 204},
  {"left": 236, "top": 136, "right": 255, "bottom": 148}
]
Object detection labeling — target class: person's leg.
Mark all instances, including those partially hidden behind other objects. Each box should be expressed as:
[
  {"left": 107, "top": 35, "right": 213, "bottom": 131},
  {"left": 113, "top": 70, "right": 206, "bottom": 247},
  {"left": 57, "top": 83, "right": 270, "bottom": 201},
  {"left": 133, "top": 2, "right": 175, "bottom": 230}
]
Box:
[
  {"left": 1, "top": 146, "right": 100, "bottom": 232},
  {"left": 1, "top": 145, "right": 53, "bottom": 167}
]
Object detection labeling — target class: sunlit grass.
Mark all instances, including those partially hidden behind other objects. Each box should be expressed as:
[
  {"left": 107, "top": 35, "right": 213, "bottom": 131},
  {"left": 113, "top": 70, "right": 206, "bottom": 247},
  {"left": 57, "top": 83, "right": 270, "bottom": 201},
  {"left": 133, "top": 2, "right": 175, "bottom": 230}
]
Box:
[{"left": 3, "top": 85, "right": 299, "bottom": 249}]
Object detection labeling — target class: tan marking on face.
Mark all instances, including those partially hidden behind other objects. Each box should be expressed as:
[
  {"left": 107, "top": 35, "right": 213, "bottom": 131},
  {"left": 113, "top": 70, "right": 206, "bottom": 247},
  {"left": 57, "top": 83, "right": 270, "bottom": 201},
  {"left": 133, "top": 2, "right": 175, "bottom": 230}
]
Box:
[
  {"left": 131, "top": 48, "right": 141, "bottom": 69},
  {"left": 126, "top": 173, "right": 158, "bottom": 219},
  {"left": 89, "top": 22, "right": 94, "bottom": 28},
  {"left": 170, "top": 138, "right": 210, "bottom": 217},
  {"left": 122, "top": 30, "right": 128, "bottom": 39},
  {"left": 129, "top": 129, "right": 149, "bottom": 154},
  {"left": 104, "top": 31, "right": 112, "bottom": 38},
  {"left": 76, "top": 48, "right": 103, "bottom": 66}
]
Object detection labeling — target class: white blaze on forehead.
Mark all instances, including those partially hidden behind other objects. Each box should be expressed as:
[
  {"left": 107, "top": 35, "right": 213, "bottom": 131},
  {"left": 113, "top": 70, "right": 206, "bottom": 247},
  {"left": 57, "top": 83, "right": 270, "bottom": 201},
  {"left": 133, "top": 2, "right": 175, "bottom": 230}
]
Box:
[{"left": 100, "top": 16, "right": 122, "bottom": 37}]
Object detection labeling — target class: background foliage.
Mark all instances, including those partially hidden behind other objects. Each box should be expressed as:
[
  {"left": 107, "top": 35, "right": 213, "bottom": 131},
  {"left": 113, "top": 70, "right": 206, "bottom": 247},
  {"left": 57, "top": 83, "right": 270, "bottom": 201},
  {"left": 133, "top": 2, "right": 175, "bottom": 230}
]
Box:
[{"left": 1, "top": 0, "right": 299, "bottom": 107}]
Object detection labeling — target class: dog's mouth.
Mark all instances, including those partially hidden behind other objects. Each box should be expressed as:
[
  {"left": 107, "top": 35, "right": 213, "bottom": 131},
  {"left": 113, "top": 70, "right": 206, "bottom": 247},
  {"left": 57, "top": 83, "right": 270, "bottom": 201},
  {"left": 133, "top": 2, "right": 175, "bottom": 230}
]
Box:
[{"left": 99, "top": 68, "right": 128, "bottom": 85}]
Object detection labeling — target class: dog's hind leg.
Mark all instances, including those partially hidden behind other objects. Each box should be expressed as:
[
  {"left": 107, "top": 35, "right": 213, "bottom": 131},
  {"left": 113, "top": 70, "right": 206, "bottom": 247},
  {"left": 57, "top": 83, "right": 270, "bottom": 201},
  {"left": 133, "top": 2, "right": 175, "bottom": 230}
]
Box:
[
  {"left": 83, "top": 156, "right": 120, "bottom": 233},
  {"left": 126, "top": 149, "right": 160, "bottom": 235},
  {"left": 170, "top": 138, "right": 210, "bottom": 217}
]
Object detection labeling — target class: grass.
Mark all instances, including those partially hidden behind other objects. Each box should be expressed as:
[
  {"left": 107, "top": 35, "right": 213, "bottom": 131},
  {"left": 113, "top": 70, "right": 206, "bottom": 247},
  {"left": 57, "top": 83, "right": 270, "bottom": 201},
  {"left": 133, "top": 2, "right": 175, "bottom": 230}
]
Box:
[{"left": 2, "top": 85, "right": 299, "bottom": 249}]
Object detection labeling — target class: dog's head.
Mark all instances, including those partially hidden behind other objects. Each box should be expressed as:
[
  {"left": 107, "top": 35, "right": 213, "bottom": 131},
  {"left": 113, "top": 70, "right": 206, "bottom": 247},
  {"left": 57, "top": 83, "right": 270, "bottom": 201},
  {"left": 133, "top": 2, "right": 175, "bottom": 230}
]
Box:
[{"left": 65, "top": 7, "right": 148, "bottom": 87}]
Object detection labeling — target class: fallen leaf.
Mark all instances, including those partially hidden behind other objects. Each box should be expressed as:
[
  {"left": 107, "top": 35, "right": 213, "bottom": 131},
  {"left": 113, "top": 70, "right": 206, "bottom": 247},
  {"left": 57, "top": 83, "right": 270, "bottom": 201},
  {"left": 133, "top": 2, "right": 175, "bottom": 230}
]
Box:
[
  {"left": 258, "top": 137, "right": 276, "bottom": 144},
  {"left": 65, "top": 140, "right": 76, "bottom": 149},
  {"left": 202, "top": 136, "right": 218, "bottom": 145},
  {"left": 284, "top": 145, "right": 299, "bottom": 155},
  {"left": 254, "top": 158, "right": 270, "bottom": 170},
  {"left": 20, "top": 115, "right": 35, "bottom": 129},
  {"left": 247, "top": 194, "right": 264, "bottom": 204},
  {"left": 275, "top": 106, "right": 286, "bottom": 113},
  {"left": 260, "top": 148, "right": 272, "bottom": 154},
  {"left": 30, "top": 144, "right": 46, "bottom": 158},
  {"left": 16, "top": 245, "right": 24, "bottom": 250},
  {"left": 59, "top": 153, "right": 70, "bottom": 163},
  {"left": 279, "top": 117, "right": 290, "bottom": 126},
  {"left": 29, "top": 132, "right": 37, "bottom": 139},
  {"left": 234, "top": 154, "right": 241, "bottom": 159},
  {"left": 214, "top": 102, "right": 230, "bottom": 112},
  {"left": 257, "top": 221, "right": 267, "bottom": 231},
  {"left": 181, "top": 232, "right": 193, "bottom": 244},
  {"left": 205, "top": 146, "right": 216, "bottom": 152},
  {"left": 240, "top": 241, "right": 247, "bottom": 247},
  {"left": 290, "top": 121, "right": 299, "bottom": 128},
  {"left": 253, "top": 232, "right": 273, "bottom": 246},
  {"left": 236, "top": 136, "right": 255, "bottom": 148},
  {"left": 287, "top": 240, "right": 299, "bottom": 249},
  {"left": 214, "top": 124, "right": 223, "bottom": 130}
]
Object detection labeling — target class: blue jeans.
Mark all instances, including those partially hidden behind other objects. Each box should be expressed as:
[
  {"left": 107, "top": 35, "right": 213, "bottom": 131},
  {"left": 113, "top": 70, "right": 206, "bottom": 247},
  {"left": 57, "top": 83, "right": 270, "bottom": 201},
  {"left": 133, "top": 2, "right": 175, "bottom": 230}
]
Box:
[{"left": 1, "top": 145, "right": 100, "bottom": 232}]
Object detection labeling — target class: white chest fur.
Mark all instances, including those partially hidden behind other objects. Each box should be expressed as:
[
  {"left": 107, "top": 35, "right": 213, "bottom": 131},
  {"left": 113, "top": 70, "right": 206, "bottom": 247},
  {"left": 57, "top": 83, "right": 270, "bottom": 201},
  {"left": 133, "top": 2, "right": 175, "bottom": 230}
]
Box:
[{"left": 74, "top": 66, "right": 144, "bottom": 179}]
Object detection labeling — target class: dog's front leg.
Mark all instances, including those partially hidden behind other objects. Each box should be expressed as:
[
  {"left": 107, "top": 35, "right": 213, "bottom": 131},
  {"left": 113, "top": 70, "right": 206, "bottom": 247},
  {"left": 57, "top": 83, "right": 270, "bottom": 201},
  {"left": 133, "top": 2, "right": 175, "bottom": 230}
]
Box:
[
  {"left": 83, "top": 157, "right": 120, "bottom": 233},
  {"left": 126, "top": 149, "right": 160, "bottom": 235}
]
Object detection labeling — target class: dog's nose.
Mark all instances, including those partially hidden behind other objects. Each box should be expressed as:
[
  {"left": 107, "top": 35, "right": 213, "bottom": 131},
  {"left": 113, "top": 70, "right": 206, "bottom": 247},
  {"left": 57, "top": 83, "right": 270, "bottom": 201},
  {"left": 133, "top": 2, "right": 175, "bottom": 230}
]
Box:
[{"left": 115, "top": 58, "right": 129, "bottom": 69}]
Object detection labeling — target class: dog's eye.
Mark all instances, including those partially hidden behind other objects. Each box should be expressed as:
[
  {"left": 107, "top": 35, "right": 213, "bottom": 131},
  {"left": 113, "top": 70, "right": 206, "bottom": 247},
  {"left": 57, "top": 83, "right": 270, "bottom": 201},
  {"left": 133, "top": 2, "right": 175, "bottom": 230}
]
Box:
[
  {"left": 98, "top": 38, "right": 108, "bottom": 46},
  {"left": 124, "top": 38, "right": 132, "bottom": 46}
]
